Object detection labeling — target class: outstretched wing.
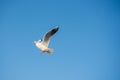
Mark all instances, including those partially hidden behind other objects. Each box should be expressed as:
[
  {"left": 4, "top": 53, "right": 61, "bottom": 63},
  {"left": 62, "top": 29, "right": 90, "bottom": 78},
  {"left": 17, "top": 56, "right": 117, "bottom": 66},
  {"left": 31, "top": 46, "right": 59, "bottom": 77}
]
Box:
[{"left": 42, "top": 26, "right": 59, "bottom": 47}]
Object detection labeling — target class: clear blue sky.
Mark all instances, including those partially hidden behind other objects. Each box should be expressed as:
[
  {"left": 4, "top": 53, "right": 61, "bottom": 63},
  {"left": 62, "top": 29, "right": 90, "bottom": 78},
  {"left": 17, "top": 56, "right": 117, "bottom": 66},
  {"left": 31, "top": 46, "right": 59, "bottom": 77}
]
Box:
[{"left": 0, "top": 0, "right": 120, "bottom": 80}]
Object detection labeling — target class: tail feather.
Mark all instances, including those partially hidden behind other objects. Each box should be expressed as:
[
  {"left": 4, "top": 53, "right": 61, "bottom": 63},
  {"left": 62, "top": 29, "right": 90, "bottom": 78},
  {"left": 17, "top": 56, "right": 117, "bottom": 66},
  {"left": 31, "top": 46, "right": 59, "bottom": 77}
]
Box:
[{"left": 47, "top": 48, "right": 54, "bottom": 53}]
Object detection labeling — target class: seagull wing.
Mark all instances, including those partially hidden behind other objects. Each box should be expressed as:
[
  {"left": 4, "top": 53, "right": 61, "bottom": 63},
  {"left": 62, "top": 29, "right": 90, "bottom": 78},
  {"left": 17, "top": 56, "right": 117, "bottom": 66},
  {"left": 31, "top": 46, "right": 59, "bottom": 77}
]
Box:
[{"left": 42, "top": 26, "right": 59, "bottom": 47}]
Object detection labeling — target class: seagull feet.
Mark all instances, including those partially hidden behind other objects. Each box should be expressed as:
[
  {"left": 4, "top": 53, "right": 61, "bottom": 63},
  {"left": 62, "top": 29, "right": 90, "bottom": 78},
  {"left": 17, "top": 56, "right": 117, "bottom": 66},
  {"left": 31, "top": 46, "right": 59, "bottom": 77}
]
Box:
[{"left": 40, "top": 51, "right": 45, "bottom": 55}]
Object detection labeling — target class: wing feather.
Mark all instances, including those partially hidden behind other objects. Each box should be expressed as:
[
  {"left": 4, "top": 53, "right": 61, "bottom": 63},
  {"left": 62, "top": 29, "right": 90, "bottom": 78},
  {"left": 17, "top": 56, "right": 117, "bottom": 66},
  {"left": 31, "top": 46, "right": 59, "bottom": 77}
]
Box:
[{"left": 42, "top": 26, "right": 59, "bottom": 47}]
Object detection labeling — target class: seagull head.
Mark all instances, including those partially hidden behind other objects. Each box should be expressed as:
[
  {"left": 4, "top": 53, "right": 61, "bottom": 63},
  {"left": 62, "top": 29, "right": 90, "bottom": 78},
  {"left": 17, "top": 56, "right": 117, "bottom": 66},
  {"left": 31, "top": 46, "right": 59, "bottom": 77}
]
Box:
[{"left": 33, "top": 39, "right": 42, "bottom": 45}]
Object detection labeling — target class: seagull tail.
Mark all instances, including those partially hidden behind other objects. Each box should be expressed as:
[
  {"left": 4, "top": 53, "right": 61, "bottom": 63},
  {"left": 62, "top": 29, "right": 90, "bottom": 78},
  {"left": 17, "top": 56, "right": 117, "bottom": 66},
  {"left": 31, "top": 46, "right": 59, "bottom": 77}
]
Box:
[{"left": 47, "top": 48, "right": 54, "bottom": 54}]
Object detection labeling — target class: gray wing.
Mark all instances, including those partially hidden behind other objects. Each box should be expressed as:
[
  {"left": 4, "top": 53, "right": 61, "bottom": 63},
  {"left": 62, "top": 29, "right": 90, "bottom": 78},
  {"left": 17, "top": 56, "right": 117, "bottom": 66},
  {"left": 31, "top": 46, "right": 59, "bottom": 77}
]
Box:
[{"left": 42, "top": 26, "right": 59, "bottom": 47}]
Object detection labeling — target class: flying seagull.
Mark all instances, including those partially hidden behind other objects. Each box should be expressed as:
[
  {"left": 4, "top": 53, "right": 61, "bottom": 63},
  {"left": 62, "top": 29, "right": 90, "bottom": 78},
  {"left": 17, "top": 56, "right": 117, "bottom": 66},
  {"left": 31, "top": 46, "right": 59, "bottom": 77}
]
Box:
[{"left": 33, "top": 26, "right": 59, "bottom": 55}]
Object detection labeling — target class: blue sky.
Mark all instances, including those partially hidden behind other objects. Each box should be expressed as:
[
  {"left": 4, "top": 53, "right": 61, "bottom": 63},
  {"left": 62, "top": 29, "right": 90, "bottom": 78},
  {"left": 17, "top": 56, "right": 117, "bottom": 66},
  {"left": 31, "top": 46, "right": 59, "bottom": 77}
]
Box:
[{"left": 0, "top": 0, "right": 120, "bottom": 80}]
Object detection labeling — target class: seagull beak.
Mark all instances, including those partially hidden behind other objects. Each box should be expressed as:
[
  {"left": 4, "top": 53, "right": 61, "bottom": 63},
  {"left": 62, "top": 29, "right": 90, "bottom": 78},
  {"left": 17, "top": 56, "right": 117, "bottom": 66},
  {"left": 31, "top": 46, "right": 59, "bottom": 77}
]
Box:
[{"left": 33, "top": 42, "right": 35, "bottom": 44}]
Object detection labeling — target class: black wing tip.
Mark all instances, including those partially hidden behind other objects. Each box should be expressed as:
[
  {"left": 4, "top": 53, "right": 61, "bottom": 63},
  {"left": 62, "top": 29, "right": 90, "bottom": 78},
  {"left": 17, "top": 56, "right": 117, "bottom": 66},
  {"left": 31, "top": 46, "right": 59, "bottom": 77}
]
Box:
[{"left": 50, "top": 26, "right": 59, "bottom": 34}]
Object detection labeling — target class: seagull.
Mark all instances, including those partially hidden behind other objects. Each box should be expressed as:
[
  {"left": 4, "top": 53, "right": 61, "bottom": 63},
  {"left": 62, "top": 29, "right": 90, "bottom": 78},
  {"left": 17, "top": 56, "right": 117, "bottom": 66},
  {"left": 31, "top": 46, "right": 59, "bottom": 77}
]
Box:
[{"left": 33, "top": 26, "right": 59, "bottom": 55}]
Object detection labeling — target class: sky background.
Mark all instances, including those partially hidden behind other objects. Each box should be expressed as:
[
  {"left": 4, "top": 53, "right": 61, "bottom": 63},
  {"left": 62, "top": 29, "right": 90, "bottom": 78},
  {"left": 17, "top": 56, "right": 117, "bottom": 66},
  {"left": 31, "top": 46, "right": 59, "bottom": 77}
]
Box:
[{"left": 0, "top": 0, "right": 120, "bottom": 80}]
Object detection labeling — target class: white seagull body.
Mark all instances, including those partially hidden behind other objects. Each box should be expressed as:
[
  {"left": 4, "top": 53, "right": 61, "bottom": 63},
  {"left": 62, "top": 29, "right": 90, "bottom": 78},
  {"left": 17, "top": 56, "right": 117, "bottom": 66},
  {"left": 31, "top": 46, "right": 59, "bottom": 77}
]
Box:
[{"left": 33, "top": 26, "right": 59, "bottom": 54}]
